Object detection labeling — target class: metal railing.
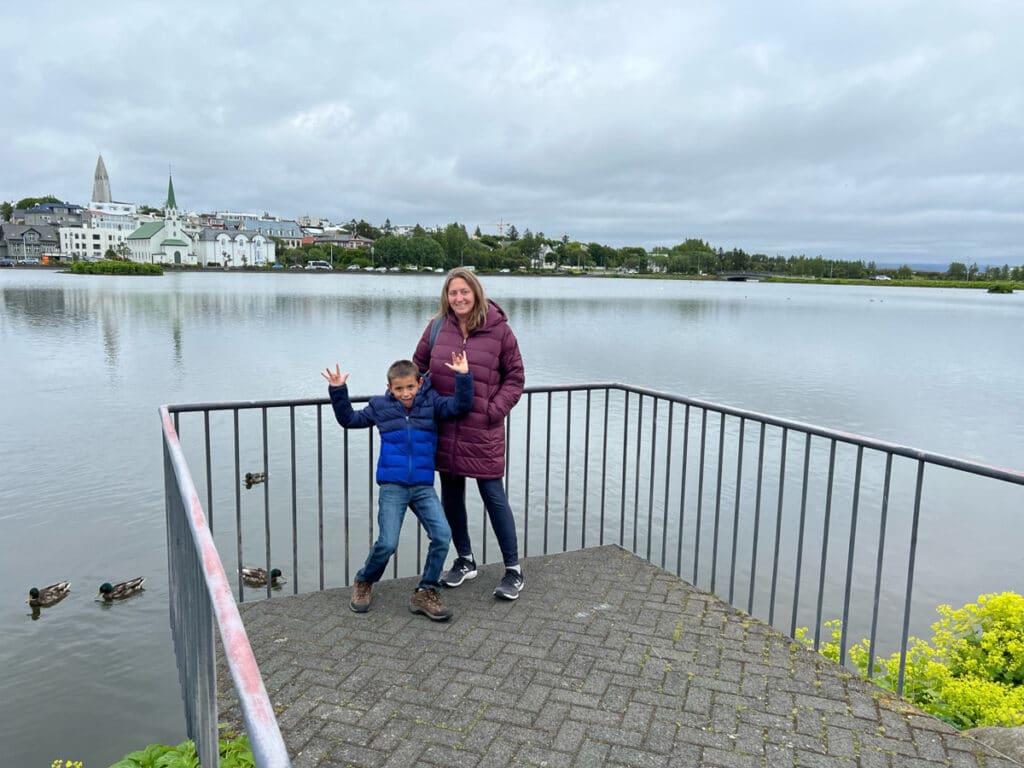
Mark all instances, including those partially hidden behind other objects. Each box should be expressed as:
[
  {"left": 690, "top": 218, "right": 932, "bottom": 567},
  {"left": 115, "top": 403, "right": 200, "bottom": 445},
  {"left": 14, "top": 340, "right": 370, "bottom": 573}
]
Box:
[
  {"left": 163, "top": 383, "right": 1024, "bottom": 763},
  {"left": 162, "top": 406, "right": 291, "bottom": 767}
]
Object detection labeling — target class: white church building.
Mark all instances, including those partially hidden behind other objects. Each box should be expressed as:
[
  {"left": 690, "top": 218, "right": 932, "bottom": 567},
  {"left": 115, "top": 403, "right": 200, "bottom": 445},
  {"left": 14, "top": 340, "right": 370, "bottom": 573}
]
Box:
[{"left": 126, "top": 176, "right": 196, "bottom": 265}]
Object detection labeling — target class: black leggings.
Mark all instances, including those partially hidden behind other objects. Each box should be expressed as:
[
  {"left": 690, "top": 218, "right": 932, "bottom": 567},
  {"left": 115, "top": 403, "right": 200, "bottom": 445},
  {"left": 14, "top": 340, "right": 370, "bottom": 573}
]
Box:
[{"left": 439, "top": 472, "right": 519, "bottom": 568}]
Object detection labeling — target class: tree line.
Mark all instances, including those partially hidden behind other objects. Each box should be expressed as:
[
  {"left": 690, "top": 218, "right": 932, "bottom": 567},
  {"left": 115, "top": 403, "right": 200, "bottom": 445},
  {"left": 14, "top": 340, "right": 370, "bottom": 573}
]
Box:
[
  {"left": 279, "top": 224, "right": 1024, "bottom": 281},
  {"left": 5, "top": 200, "right": 1019, "bottom": 281}
]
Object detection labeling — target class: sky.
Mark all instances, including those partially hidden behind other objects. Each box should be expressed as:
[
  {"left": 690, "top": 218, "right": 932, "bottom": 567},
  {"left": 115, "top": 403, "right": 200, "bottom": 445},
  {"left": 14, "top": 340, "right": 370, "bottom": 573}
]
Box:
[{"left": 3, "top": 1, "right": 1023, "bottom": 266}]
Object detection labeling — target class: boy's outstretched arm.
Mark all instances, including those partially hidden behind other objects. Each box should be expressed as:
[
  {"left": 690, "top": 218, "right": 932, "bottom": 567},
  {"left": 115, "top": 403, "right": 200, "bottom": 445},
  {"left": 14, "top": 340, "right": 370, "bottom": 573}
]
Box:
[
  {"left": 321, "top": 363, "right": 374, "bottom": 428},
  {"left": 444, "top": 350, "right": 468, "bottom": 374}
]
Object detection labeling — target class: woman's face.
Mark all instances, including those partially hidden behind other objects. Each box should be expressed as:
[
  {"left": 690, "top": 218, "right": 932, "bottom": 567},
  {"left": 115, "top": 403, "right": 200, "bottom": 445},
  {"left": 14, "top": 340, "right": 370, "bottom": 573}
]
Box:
[{"left": 446, "top": 277, "right": 475, "bottom": 320}]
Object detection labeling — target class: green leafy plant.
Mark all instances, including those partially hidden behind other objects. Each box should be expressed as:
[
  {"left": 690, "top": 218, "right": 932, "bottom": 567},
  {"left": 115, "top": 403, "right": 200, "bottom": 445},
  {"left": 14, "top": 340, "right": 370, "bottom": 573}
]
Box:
[
  {"left": 798, "top": 592, "right": 1024, "bottom": 729},
  {"left": 106, "top": 733, "right": 254, "bottom": 768}
]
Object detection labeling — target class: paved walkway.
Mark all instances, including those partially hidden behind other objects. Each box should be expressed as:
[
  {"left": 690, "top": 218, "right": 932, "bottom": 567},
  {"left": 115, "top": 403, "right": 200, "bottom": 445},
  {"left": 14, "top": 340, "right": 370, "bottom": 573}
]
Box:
[{"left": 220, "top": 546, "right": 1019, "bottom": 767}]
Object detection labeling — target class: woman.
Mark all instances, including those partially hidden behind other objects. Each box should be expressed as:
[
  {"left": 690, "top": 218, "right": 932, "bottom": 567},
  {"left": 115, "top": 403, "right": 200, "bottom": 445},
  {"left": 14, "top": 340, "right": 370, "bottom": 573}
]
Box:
[{"left": 413, "top": 268, "right": 526, "bottom": 599}]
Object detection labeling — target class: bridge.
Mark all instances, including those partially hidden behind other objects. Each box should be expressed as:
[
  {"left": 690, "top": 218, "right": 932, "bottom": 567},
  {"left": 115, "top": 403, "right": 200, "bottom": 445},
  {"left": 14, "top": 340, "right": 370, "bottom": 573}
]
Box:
[{"left": 716, "top": 271, "right": 775, "bottom": 281}]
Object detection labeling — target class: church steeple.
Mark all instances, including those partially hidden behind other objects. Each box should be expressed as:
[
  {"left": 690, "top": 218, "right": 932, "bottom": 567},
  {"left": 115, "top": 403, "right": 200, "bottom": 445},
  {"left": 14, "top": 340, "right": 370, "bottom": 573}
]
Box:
[
  {"left": 165, "top": 174, "right": 177, "bottom": 210},
  {"left": 92, "top": 154, "right": 112, "bottom": 203}
]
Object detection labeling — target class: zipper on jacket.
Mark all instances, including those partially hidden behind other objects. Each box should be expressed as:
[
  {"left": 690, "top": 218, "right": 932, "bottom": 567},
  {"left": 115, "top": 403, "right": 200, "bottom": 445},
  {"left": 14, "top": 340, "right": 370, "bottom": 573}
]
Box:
[{"left": 405, "top": 413, "right": 413, "bottom": 478}]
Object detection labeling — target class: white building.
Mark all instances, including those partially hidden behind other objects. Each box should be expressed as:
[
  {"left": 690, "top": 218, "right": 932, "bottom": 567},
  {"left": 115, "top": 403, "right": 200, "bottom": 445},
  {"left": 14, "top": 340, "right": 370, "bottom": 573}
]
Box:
[
  {"left": 60, "top": 208, "right": 137, "bottom": 261},
  {"left": 194, "top": 227, "right": 275, "bottom": 267}
]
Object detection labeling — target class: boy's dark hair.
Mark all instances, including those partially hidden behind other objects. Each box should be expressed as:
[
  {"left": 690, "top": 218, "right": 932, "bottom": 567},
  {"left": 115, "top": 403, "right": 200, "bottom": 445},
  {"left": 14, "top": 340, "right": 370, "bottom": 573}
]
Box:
[{"left": 387, "top": 359, "right": 420, "bottom": 383}]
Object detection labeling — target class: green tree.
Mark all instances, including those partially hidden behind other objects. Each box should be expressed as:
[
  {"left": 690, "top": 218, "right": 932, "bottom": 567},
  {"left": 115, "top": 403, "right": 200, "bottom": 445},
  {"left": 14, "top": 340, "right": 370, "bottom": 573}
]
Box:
[
  {"left": 507, "top": 232, "right": 540, "bottom": 266},
  {"left": 463, "top": 239, "right": 494, "bottom": 269},
  {"left": 506, "top": 224, "right": 519, "bottom": 241},
  {"left": 619, "top": 246, "right": 648, "bottom": 272},
  {"left": 372, "top": 235, "right": 408, "bottom": 268},
  {"left": 667, "top": 238, "right": 715, "bottom": 274},
  {"left": 354, "top": 219, "right": 381, "bottom": 239},
  {"left": 586, "top": 242, "right": 616, "bottom": 268},
  {"left": 1, "top": 201, "right": 12, "bottom": 221},
  {"left": 946, "top": 262, "right": 968, "bottom": 280},
  {"left": 407, "top": 236, "right": 444, "bottom": 269},
  {"left": 438, "top": 222, "right": 469, "bottom": 267},
  {"left": 895, "top": 264, "right": 914, "bottom": 279},
  {"left": 562, "top": 241, "right": 587, "bottom": 269},
  {"left": 15, "top": 195, "right": 63, "bottom": 210}
]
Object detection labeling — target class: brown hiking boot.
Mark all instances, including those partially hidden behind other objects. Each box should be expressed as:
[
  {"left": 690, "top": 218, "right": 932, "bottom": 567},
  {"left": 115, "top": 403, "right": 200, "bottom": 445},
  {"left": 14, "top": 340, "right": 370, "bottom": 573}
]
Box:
[
  {"left": 410, "top": 588, "right": 452, "bottom": 621},
  {"left": 350, "top": 579, "right": 372, "bottom": 613}
]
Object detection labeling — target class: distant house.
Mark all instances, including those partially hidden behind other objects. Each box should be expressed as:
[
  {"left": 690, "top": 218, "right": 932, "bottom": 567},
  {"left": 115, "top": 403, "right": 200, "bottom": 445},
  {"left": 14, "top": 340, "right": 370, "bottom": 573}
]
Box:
[
  {"left": 218, "top": 213, "right": 304, "bottom": 248},
  {"left": 0, "top": 223, "right": 60, "bottom": 261},
  {"left": 314, "top": 233, "right": 374, "bottom": 250},
  {"left": 531, "top": 243, "right": 558, "bottom": 270},
  {"left": 14, "top": 202, "right": 84, "bottom": 227},
  {"left": 126, "top": 176, "right": 195, "bottom": 265}
]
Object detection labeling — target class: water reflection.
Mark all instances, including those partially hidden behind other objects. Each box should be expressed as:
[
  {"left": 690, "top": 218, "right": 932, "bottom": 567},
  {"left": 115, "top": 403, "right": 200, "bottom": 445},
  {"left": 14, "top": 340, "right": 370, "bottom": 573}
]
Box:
[{"left": 1, "top": 270, "right": 1022, "bottom": 767}]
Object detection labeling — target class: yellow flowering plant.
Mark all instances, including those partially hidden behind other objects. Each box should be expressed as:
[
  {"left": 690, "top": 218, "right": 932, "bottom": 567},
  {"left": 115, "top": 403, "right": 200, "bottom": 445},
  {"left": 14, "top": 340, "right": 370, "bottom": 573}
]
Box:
[{"left": 798, "top": 592, "right": 1024, "bottom": 729}]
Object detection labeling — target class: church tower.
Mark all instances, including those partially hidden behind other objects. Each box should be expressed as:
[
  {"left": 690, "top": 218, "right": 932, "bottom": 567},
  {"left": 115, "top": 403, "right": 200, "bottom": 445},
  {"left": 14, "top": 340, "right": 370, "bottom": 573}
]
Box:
[
  {"left": 165, "top": 174, "right": 177, "bottom": 212},
  {"left": 92, "top": 154, "right": 112, "bottom": 203}
]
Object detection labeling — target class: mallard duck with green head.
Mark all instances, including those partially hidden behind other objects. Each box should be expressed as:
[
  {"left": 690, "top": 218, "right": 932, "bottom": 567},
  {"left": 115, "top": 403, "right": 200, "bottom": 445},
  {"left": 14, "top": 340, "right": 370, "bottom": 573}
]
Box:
[
  {"left": 98, "top": 577, "right": 146, "bottom": 601},
  {"left": 28, "top": 581, "right": 71, "bottom": 608},
  {"left": 241, "top": 567, "right": 285, "bottom": 587}
]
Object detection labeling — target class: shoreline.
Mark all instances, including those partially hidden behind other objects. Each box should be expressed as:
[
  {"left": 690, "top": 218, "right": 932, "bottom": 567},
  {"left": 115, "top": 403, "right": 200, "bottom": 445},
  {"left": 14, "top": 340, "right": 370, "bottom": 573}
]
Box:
[{"left": 5, "top": 263, "right": 1020, "bottom": 291}]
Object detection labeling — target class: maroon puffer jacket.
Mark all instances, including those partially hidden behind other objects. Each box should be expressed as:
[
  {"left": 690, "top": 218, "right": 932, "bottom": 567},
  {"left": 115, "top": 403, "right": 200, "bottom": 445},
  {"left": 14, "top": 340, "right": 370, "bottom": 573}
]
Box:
[{"left": 413, "top": 300, "right": 524, "bottom": 479}]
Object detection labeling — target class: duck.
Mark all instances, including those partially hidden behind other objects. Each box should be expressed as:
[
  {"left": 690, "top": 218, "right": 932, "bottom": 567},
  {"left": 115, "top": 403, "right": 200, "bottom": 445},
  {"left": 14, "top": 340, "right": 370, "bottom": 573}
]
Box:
[
  {"left": 240, "top": 567, "right": 285, "bottom": 587},
  {"left": 98, "top": 577, "right": 146, "bottom": 601},
  {"left": 28, "top": 581, "right": 71, "bottom": 608},
  {"left": 244, "top": 471, "right": 267, "bottom": 489}
]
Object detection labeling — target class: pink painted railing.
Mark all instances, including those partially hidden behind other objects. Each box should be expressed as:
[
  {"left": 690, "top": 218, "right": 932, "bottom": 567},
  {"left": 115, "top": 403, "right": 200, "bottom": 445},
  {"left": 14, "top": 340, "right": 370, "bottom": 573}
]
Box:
[{"left": 161, "top": 405, "right": 291, "bottom": 767}]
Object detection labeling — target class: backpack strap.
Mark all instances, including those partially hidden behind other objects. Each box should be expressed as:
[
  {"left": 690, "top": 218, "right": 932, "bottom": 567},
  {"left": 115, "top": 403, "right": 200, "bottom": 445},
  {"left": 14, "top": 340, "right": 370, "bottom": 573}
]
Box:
[{"left": 428, "top": 316, "right": 444, "bottom": 350}]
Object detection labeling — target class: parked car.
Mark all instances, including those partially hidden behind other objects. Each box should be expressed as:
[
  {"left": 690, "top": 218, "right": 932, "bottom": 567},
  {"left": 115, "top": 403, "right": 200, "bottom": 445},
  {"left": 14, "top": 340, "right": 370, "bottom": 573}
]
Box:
[
  {"left": 0, "top": 258, "right": 15, "bottom": 268},
  {"left": 304, "top": 260, "right": 333, "bottom": 271},
  {"left": 271, "top": 263, "right": 284, "bottom": 270},
  {"left": 17, "top": 257, "right": 40, "bottom": 265}
]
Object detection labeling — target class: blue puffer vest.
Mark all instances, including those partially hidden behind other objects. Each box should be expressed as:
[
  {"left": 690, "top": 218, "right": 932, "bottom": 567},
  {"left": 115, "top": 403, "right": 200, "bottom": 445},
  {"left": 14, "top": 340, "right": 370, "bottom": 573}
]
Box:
[{"left": 328, "top": 373, "right": 472, "bottom": 486}]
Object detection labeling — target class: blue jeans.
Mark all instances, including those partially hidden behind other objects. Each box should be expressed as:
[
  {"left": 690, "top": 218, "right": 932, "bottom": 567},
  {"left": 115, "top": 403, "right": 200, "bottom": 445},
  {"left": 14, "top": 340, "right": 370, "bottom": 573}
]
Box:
[
  {"left": 439, "top": 473, "right": 519, "bottom": 568},
  {"left": 357, "top": 484, "right": 451, "bottom": 591}
]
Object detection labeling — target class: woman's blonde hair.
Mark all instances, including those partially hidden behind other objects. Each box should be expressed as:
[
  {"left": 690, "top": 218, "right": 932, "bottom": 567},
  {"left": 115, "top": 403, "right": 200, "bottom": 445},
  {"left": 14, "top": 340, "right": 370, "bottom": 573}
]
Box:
[{"left": 438, "top": 267, "right": 489, "bottom": 332}]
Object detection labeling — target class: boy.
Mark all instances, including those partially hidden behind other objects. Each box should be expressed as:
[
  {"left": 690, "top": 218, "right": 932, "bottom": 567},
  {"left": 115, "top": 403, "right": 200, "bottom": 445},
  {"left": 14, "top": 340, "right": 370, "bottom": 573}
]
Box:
[{"left": 322, "top": 352, "right": 471, "bottom": 620}]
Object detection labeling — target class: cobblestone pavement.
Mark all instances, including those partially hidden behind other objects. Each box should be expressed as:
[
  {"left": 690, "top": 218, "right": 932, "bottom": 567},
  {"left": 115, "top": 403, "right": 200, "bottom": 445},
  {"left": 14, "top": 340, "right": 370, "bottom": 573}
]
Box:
[{"left": 219, "top": 545, "right": 1018, "bottom": 767}]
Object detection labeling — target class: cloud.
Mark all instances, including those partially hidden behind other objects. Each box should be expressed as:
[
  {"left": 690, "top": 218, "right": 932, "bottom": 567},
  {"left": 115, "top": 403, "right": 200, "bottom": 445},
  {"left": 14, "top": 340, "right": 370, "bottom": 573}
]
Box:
[{"left": 2, "top": 0, "right": 1022, "bottom": 264}]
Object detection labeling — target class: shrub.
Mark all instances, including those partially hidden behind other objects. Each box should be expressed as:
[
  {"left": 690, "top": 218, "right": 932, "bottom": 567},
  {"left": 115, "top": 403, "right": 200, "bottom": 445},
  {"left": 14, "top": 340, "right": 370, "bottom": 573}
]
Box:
[
  {"left": 798, "top": 592, "right": 1024, "bottom": 728},
  {"left": 106, "top": 733, "right": 253, "bottom": 768},
  {"left": 66, "top": 260, "right": 163, "bottom": 276}
]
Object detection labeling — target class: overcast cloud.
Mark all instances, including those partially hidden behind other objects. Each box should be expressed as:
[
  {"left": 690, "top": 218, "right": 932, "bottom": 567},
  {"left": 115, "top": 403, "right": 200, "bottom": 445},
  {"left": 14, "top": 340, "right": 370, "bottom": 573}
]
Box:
[{"left": 3, "top": 1, "right": 1022, "bottom": 265}]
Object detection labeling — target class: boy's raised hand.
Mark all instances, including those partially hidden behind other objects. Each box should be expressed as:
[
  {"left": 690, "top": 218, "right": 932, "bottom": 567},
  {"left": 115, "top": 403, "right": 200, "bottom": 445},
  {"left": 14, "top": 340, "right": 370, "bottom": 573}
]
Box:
[
  {"left": 445, "top": 350, "right": 469, "bottom": 374},
  {"left": 321, "top": 363, "right": 349, "bottom": 387}
]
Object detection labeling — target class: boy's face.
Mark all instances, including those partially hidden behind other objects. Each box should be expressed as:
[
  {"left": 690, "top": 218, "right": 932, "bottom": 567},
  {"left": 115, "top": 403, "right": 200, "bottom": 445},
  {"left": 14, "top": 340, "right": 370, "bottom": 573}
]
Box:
[{"left": 388, "top": 374, "right": 422, "bottom": 409}]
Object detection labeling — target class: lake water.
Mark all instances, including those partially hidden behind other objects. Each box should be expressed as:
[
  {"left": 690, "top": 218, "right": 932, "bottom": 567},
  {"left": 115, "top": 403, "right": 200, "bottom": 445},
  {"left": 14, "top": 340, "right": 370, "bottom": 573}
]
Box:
[{"left": 2, "top": 270, "right": 1022, "bottom": 766}]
